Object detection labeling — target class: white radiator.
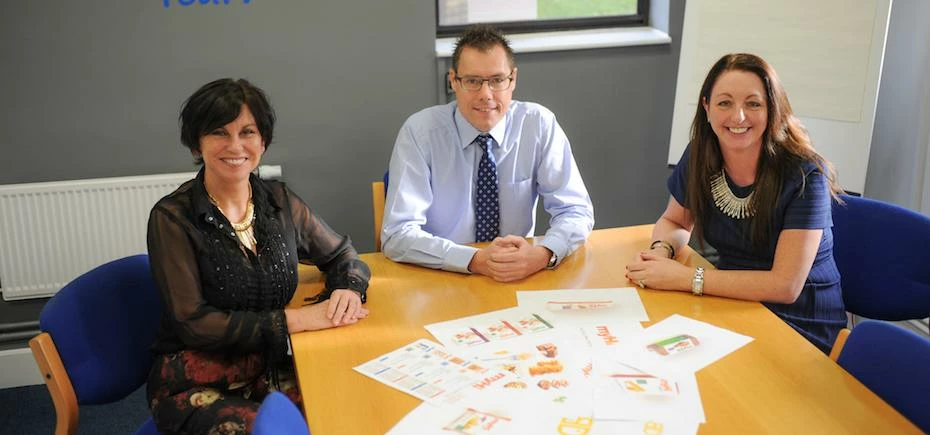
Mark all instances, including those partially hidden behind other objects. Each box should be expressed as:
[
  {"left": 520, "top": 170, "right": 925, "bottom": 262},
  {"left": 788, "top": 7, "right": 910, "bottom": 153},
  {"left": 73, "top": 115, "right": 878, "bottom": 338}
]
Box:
[{"left": 0, "top": 172, "right": 195, "bottom": 301}]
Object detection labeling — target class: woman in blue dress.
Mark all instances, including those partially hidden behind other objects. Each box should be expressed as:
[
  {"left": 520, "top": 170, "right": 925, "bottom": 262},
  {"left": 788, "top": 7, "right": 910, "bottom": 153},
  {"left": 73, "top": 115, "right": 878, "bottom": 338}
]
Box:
[{"left": 625, "top": 53, "right": 847, "bottom": 353}]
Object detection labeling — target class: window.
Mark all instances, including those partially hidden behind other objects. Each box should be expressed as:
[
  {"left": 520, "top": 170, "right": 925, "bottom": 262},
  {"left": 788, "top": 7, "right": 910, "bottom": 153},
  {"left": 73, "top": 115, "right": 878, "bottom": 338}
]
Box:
[{"left": 437, "top": 0, "right": 648, "bottom": 37}]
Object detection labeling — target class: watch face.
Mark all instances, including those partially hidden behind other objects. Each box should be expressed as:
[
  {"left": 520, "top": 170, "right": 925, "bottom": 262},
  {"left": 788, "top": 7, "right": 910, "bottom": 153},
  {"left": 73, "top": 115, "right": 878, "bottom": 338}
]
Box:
[{"left": 547, "top": 254, "right": 557, "bottom": 268}]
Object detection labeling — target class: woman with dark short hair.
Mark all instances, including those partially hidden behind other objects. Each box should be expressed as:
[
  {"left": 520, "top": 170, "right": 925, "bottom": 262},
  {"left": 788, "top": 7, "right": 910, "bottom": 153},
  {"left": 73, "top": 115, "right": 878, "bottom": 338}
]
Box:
[
  {"left": 146, "top": 78, "right": 370, "bottom": 433},
  {"left": 625, "top": 54, "right": 846, "bottom": 354}
]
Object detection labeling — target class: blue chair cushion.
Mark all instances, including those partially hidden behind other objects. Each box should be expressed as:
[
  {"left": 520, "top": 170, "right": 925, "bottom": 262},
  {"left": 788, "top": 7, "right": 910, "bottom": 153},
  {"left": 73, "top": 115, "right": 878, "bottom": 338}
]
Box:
[
  {"left": 832, "top": 195, "right": 930, "bottom": 320},
  {"left": 254, "top": 391, "right": 309, "bottom": 435},
  {"left": 39, "top": 254, "right": 162, "bottom": 405},
  {"left": 133, "top": 416, "right": 160, "bottom": 435},
  {"left": 838, "top": 320, "right": 930, "bottom": 431}
]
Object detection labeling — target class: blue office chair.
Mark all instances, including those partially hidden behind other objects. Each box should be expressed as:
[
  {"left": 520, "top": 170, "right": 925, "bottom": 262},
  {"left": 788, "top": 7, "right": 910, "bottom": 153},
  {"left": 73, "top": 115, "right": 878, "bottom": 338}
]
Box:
[
  {"left": 830, "top": 320, "right": 930, "bottom": 432},
  {"left": 29, "top": 254, "right": 161, "bottom": 435},
  {"left": 832, "top": 195, "right": 930, "bottom": 320},
  {"left": 254, "top": 391, "right": 310, "bottom": 435}
]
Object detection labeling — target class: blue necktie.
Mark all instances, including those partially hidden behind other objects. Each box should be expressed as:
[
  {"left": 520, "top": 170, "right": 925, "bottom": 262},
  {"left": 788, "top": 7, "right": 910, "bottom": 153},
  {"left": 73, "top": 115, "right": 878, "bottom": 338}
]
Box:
[{"left": 475, "top": 134, "right": 500, "bottom": 242}]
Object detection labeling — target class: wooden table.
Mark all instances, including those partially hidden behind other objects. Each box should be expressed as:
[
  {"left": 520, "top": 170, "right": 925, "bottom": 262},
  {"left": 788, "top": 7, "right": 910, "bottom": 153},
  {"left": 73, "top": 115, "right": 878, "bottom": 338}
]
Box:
[{"left": 289, "top": 225, "right": 919, "bottom": 434}]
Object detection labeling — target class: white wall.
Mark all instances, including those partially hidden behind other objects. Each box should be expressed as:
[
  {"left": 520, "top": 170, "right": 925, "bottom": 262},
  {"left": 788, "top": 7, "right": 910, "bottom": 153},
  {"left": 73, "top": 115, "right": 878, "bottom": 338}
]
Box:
[{"left": 866, "top": 0, "right": 930, "bottom": 214}]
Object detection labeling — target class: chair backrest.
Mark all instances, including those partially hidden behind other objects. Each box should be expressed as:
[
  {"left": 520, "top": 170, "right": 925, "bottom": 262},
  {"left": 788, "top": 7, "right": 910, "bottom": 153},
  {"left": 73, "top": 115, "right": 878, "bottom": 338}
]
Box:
[
  {"left": 37, "top": 254, "right": 161, "bottom": 404},
  {"left": 371, "top": 171, "right": 389, "bottom": 252},
  {"left": 834, "top": 320, "right": 930, "bottom": 432},
  {"left": 372, "top": 181, "right": 385, "bottom": 252},
  {"left": 30, "top": 254, "right": 162, "bottom": 435},
  {"left": 831, "top": 195, "right": 930, "bottom": 320},
  {"left": 254, "top": 391, "right": 310, "bottom": 435}
]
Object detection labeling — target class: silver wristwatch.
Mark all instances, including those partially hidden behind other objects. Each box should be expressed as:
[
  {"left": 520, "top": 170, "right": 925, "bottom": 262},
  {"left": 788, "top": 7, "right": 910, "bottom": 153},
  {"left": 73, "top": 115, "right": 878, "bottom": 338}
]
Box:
[
  {"left": 546, "top": 252, "right": 558, "bottom": 269},
  {"left": 692, "top": 267, "right": 705, "bottom": 296}
]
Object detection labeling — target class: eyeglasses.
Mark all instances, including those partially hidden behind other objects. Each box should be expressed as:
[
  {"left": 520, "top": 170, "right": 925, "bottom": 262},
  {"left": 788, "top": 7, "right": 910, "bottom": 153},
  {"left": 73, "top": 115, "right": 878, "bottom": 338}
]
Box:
[{"left": 454, "top": 73, "right": 514, "bottom": 92}]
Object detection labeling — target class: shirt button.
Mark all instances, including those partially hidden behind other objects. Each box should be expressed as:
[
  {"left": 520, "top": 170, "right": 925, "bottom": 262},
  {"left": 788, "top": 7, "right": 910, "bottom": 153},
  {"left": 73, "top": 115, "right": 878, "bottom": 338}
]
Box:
[
  {"left": 207, "top": 216, "right": 214, "bottom": 222},
  {"left": 219, "top": 224, "right": 225, "bottom": 229},
  {"left": 230, "top": 232, "right": 236, "bottom": 237}
]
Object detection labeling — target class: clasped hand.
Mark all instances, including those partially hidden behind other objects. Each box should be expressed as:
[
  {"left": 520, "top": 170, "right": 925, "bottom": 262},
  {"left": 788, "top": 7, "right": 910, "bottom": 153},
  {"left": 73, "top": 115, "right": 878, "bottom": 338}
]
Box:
[{"left": 470, "top": 235, "right": 550, "bottom": 282}]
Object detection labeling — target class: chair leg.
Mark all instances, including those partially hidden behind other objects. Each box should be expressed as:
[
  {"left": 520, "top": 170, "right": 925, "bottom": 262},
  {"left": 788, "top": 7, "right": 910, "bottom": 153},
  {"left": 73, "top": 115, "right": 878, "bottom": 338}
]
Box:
[{"left": 29, "top": 333, "right": 80, "bottom": 435}]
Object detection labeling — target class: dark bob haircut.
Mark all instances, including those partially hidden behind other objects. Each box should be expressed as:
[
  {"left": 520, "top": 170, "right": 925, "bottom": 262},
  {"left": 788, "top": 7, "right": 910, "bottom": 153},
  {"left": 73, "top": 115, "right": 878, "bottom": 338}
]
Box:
[{"left": 179, "top": 78, "right": 275, "bottom": 164}]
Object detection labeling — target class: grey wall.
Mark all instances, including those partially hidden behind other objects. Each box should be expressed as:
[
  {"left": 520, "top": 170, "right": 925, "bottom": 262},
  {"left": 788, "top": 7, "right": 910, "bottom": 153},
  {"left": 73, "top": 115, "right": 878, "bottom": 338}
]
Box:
[
  {"left": 0, "top": 2, "right": 684, "bottom": 324},
  {"left": 0, "top": 1, "right": 683, "bottom": 252},
  {"left": 516, "top": 41, "right": 682, "bottom": 231},
  {"left": 0, "top": 0, "right": 438, "bottom": 251},
  {"left": 866, "top": 0, "right": 930, "bottom": 210}
]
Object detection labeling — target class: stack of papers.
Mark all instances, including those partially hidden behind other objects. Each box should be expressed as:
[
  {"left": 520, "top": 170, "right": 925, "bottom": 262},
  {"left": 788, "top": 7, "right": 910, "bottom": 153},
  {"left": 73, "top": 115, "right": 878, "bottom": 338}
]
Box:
[{"left": 353, "top": 288, "right": 753, "bottom": 434}]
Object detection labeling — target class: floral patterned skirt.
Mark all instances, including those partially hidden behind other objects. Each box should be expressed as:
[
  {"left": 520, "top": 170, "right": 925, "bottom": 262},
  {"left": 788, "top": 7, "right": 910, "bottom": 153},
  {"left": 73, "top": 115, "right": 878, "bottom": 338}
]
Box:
[{"left": 147, "top": 350, "right": 302, "bottom": 435}]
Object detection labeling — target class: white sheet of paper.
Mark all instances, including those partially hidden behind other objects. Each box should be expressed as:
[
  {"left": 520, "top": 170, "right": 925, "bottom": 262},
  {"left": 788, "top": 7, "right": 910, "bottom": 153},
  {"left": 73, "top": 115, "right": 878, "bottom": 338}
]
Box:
[
  {"left": 353, "top": 339, "right": 513, "bottom": 405},
  {"left": 610, "top": 314, "right": 754, "bottom": 377},
  {"left": 462, "top": 328, "right": 595, "bottom": 416},
  {"left": 388, "top": 401, "right": 700, "bottom": 435},
  {"left": 516, "top": 288, "right": 650, "bottom": 326},
  {"left": 591, "top": 355, "right": 706, "bottom": 424},
  {"left": 424, "top": 307, "right": 557, "bottom": 352},
  {"left": 578, "top": 322, "right": 646, "bottom": 351},
  {"left": 387, "top": 402, "right": 517, "bottom": 435}
]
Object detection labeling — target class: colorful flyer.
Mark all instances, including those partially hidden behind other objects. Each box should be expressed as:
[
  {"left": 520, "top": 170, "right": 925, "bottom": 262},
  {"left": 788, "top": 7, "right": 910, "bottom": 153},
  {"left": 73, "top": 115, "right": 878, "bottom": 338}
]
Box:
[
  {"left": 647, "top": 334, "right": 701, "bottom": 356},
  {"left": 516, "top": 288, "right": 650, "bottom": 327},
  {"left": 425, "top": 308, "right": 556, "bottom": 352},
  {"left": 465, "top": 329, "right": 595, "bottom": 413},
  {"left": 443, "top": 408, "right": 512, "bottom": 434},
  {"left": 591, "top": 356, "right": 705, "bottom": 424},
  {"left": 353, "top": 339, "right": 512, "bottom": 405},
  {"left": 578, "top": 322, "right": 645, "bottom": 350},
  {"left": 545, "top": 300, "right": 614, "bottom": 311},
  {"left": 452, "top": 328, "right": 490, "bottom": 347},
  {"left": 608, "top": 314, "right": 753, "bottom": 377},
  {"left": 611, "top": 373, "right": 679, "bottom": 397},
  {"left": 388, "top": 403, "right": 700, "bottom": 435}
]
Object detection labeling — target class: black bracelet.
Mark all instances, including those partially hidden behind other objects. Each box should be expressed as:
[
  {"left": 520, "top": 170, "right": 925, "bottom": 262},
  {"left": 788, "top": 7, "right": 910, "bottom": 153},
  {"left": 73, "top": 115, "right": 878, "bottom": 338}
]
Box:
[{"left": 650, "top": 240, "right": 676, "bottom": 259}]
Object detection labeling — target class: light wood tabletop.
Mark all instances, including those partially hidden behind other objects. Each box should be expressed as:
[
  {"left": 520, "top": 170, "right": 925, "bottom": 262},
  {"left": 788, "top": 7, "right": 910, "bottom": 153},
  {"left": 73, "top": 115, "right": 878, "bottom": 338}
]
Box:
[{"left": 288, "top": 225, "right": 919, "bottom": 434}]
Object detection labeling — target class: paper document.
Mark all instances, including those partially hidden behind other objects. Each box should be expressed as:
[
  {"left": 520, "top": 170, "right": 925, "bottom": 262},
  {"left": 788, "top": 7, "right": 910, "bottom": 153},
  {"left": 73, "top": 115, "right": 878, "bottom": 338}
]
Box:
[
  {"left": 516, "top": 288, "right": 649, "bottom": 326},
  {"left": 425, "top": 307, "right": 557, "bottom": 352},
  {"left": 388, "top": 401, "right": 700, "bottom": 435},
  {"left": 609, "top": 314, "right": 754, "bottom": 377},
  {"left": 353, "top": 339, "right": 513, "bottom": 405},
  {"left": 591, "top": 355, "right": 705, "bottom": 424}
]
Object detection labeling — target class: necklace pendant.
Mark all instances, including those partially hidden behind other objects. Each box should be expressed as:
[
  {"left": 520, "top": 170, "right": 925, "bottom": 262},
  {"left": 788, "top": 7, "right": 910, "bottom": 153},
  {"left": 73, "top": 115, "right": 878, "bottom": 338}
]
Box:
[{"left": 710, "top": 170, "right": 755, "bottom": 219}]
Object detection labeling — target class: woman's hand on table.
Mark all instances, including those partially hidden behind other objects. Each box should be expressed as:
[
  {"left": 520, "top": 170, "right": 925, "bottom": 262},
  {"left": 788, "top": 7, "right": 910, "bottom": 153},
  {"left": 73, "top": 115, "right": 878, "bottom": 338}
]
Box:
[
  {"left": 625, "top": 250, "right": 692, "bottom": 291},
  {"left": 286, "top": 289, "right": 368, "bottom": 332},
  {"left": 326, "top": 289, "right": 368, "bottom": 326}
]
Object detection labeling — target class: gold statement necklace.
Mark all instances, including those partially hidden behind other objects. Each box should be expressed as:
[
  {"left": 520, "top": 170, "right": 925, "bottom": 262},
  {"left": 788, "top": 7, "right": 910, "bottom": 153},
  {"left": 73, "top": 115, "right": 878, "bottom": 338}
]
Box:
[
  {"left": 709, "top": 169, "right": 755, "bottom": 219},
  {"left": 208, "top": 186, "right": 257, "bottom": 251}
]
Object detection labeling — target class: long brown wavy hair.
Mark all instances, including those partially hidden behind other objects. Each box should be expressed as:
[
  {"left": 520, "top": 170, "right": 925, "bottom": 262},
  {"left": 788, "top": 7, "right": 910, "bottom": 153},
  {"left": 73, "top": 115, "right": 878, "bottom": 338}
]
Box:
[{"left": 686, "top": 53, "right": 843, "bottom": 249}]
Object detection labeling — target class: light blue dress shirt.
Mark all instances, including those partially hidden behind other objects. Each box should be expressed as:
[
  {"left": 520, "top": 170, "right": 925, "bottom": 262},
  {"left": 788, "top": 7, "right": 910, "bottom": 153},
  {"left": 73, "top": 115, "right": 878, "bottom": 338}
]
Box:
[{"left": 382, "top": 100, "right": 594, "bottom": 273}]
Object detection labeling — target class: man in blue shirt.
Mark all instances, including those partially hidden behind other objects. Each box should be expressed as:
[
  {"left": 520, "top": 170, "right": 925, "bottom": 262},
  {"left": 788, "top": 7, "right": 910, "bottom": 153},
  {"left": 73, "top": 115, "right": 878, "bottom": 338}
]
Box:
[{"left": 382, "top": 24, "right": 594, "bottom": 282}]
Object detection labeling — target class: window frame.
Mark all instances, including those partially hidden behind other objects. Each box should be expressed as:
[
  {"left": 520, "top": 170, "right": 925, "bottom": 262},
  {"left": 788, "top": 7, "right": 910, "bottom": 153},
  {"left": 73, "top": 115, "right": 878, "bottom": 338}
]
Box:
[{"left": 436, "top": 0, "right": 650, "bottom": 37}]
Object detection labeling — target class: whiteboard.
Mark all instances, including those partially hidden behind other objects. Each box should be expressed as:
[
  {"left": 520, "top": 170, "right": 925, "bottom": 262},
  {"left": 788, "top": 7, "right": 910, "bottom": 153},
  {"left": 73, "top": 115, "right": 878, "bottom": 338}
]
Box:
[{"left": 667, "top": 0, "right": 893, "bottom": 193}]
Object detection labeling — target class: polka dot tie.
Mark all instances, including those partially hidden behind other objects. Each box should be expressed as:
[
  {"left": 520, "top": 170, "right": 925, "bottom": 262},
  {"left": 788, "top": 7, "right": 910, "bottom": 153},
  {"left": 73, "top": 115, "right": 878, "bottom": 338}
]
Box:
[{"left": 475, "top": 134, "right": 500, "bottom": 242}]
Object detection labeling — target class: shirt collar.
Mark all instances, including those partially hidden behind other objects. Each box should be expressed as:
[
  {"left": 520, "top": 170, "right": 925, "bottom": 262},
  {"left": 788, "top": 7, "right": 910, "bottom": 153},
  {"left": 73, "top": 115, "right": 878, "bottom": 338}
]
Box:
[{"left": 453, "top": 104, "right": 507, "bottom": 150}]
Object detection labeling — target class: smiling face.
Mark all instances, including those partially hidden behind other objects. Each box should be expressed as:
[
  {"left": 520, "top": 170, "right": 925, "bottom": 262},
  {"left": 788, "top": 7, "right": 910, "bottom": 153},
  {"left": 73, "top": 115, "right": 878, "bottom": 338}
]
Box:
[
  {"left": 198, "top": 104, "right": 265, "bottom": 186},
  {"left": 703, "top": 70, "right": 768, "bottom": 156},
  {"left": 449, "top": 44, "right": 516, "bottom": 133}
]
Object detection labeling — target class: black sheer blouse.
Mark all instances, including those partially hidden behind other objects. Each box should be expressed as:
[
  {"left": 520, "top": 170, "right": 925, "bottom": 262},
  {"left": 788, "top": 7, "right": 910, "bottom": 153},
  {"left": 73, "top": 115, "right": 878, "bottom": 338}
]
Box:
[{"left": 147, "top": 169, "right": 370, "bottom": 361}]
